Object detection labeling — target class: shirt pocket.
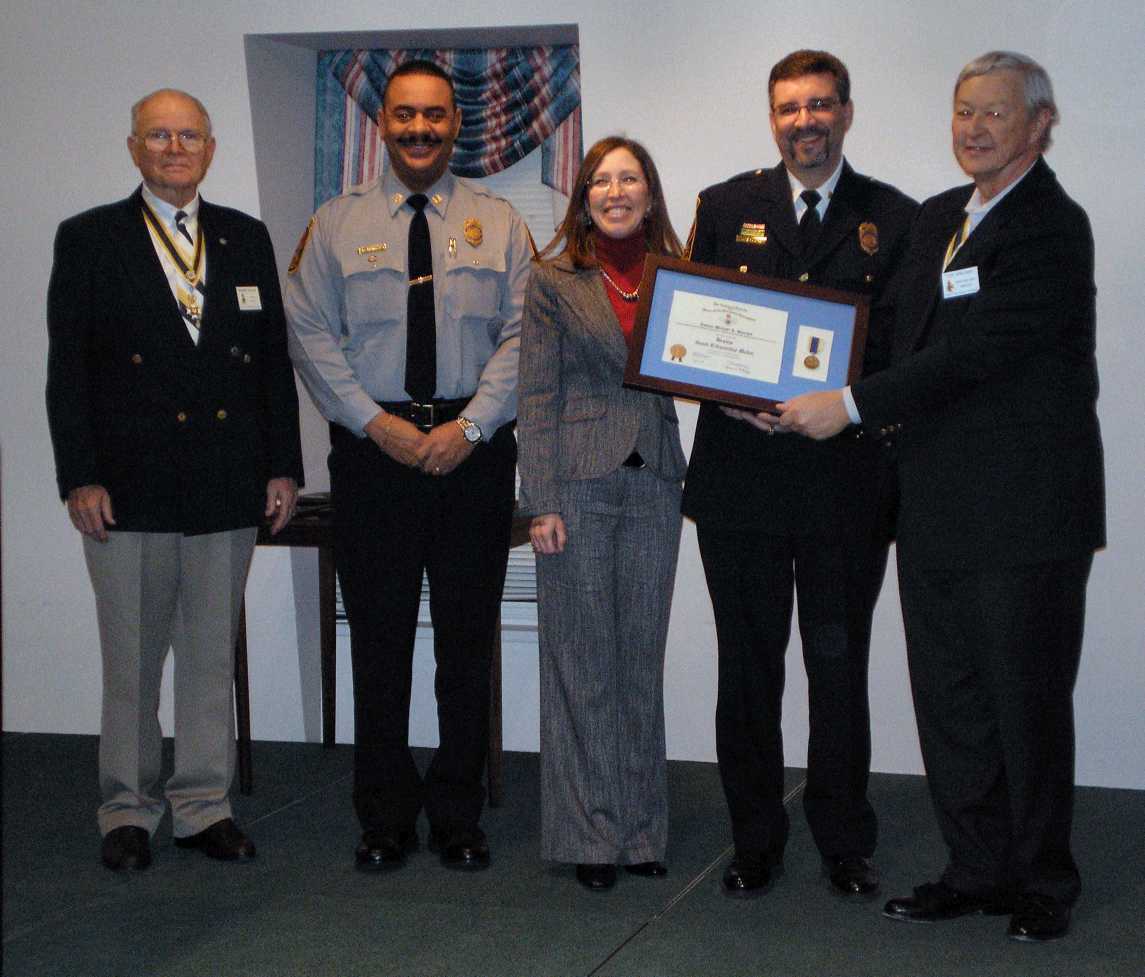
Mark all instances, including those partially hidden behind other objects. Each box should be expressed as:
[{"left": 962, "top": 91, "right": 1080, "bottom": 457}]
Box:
[
  {"left": 340, "top": 248, "right": 405, "bottom": 332},
  {"left": 444, "top": 248, "right": 505, "bottom": 328}
]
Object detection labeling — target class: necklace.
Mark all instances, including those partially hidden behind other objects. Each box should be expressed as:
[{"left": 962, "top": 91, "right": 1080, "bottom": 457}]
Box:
[{"left": 598, "top": 265, "right": 640, "bottom": 302}]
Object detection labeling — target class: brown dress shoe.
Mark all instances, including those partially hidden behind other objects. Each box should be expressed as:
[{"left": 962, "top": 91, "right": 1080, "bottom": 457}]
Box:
[
  {"left": 101, "top": 826, "right": 151, "bottom": 872},
  {"left": 174, "top": 818, "right": 256, "bottom": 861}
]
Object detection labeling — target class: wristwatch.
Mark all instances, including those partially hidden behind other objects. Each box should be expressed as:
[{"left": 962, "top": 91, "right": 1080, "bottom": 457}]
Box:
[{"left": 456, "top": 416, "right": 483, "bottom": 444}]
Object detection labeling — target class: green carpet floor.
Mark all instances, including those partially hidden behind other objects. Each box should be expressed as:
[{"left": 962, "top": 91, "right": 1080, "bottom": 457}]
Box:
[{"left": 3, "top": 733, "right": 1142, "bottom": 976}]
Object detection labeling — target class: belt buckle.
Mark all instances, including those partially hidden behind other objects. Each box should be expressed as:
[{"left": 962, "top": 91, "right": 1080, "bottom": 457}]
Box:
[{"left": 409, "top": 401, "right": 436, "bottom": 432}]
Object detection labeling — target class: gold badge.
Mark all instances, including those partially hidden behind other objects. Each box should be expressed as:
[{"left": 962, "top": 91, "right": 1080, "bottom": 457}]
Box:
[
  {"left": 287, "top": 216, "right": 316, "bottom": 275},
  {"left": 356, "top": 243, "right": 388, "bottom": 255},
  {"left": 858, "top": 222, "right": 879, "bottom": 256},
  {"left": 736, "top": 222, "right": 768, "bottom": 245},
  {"left": 804, "top": 336, "right": 822, "bottom": 370},
  {"left": 431, "top": 193, "right": 444, "bottom": 207},
  {"left": 464, "top": 218, "right": 483, "bottom": 247}
]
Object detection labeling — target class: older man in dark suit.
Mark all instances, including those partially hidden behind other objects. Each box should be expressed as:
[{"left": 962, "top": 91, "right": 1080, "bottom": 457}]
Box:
[
  {"left": 683, "top": 49, "right": 916, "bottom": 899},
  {"left": 779, "top": 52, "right": 1104, "bottom": 942},
  {"left": 46, "top": 88, "right": 304, "bottom": 872}
]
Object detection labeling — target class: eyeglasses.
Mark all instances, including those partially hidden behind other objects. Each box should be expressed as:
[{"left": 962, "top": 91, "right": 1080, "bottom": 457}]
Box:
[
  {"left": 587, "top": 174, "right": 646, "bottom": 192},
  {"left": 137, "top": 129, "right": 209, "bottom": 153},
  {"left": 771, "top": 97, "right": 840, "bottom": 119}
]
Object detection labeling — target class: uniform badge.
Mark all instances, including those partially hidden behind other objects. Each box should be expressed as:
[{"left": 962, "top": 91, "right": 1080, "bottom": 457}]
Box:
[
  {"left": 858, "top": 222, "right": 879, "bottom": 256},
  {"left": 464, "top": 218, "right": 483, "bottom": 247},
  {"left": 431, "top": 193, "right": 444, "bottom": 207},
  {"left": 736, "top": 222, "right": 768, "bottom": 245},
  {"left": 287, "top": 216, "right": 316, "bottom": 275},
  {"left": 356, "top": 243, "right": 388, "bottom": 255}
]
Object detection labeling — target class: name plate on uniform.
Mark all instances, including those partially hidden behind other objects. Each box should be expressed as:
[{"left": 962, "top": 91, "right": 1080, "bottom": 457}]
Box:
[{"left": 623, "top": 255, "right": 869, "bottom": 411}]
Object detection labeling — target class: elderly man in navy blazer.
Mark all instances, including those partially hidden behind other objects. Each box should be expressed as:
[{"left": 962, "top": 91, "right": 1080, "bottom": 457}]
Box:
[
  {"left": 46, "top": 89, "right": 304, "bottom": 872},
  {"left": 779, "top": 52, "right": 1104, "bottom": 942}
]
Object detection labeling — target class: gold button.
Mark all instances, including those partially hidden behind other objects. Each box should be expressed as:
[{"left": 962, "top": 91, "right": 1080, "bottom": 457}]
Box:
[
  {"left": 131, "top": 353, "right": 143, "bottom": 365},
  {"left": 472, "top": 259, "right": 480, "bottom": 266},
  {"left": 230, "top": 346, "right": 240, "bottom": 357},
  {"left": 216, "top": 409, "right": 228, "bottom": 421},
  {"left": 799, "top": 272, "right": 810, "bottom": 283},
  {"left": 864, "top": 273, "right": 874, "bottom": 284},
  {"left": 243, "top": 354, "right": 251, "bottom": 364},
  {"left": 739, "top": 265, "right": 748, "bottom": 273},
  {"left": 176, "top": 411, "right": 187, "bottom": 423},
  {"left": 367, "top": 255, "right": 377, "bottom": 263}
]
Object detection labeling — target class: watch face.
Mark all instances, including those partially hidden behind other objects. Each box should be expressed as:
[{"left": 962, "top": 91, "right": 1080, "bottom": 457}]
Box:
[{"left": 459, "top": 417, "right": 482, "bottom": 443}]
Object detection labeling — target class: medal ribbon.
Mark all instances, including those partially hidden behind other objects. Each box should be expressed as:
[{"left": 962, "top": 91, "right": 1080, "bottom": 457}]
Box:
[{"left": 141, "top": 203, "right": 206, "bottom": 329}]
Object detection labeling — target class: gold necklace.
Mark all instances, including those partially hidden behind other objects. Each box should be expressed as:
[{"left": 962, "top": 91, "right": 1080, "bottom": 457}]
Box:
[{"left": 598, "top": 265, "right": 639, "bottom": 302}]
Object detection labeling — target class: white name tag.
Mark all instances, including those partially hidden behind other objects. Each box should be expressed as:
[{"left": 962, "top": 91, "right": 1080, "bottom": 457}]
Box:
[
  {"left": 236, "top": 286, "right": 262, "bottom": 311},
  {"left": 941, "top": 266, "right": 980, "bottom": 299}
]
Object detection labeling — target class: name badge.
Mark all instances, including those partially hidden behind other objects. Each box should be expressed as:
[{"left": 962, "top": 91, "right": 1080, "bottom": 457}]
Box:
[
  {"left": 941, "top": 266, "right": 979, "bottom": 299},
  {"left": 236, "top": 286, "right": 262, "bottom": 311}
]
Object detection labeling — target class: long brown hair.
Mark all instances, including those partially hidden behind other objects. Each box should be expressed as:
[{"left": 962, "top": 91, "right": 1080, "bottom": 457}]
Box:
[{"left": 537, "top": 136, "right": 683, "bottom": 268}]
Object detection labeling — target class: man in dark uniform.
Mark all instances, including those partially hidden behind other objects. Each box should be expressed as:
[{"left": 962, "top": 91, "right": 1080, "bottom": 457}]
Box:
[
  {"left": 682, "top": 50, "right": 916, "bottom": 898},
  {"left": 46, "top": 88, "right": 303, "bottom": 871},
  {"left": 780, "top": 51, "right": 1103, "bottom": 942}
]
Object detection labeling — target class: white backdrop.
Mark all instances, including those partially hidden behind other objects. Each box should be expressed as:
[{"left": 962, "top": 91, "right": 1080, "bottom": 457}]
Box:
[{"left": 3, "top": 0, "right": 1142, "bottom": 789}]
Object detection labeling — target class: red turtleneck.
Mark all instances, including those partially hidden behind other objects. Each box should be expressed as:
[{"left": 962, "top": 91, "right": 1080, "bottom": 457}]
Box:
[{"left": 593, "top": 230, "right": 647, "bottom": 347}]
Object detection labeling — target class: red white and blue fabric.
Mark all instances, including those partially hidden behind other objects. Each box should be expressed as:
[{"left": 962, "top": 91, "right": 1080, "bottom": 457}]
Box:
[{"left": 313, "top": 46, "right": 582, "bottom": 209}]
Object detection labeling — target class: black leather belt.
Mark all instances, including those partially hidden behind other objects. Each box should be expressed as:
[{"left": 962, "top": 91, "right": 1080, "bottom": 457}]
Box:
[
  {"left": 377, "top": 397, "right": 470, "bottom": 432},
  {"left": 622, "top": 451, "right": 646, "bottom": 469}
]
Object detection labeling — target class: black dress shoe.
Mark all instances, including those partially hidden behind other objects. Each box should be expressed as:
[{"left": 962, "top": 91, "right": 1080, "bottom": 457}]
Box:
[
  {"left": 101, "top": 826, "right": 151, "bottom": 872},
  {"left": 1007, "top": 894, "right": 1071, "bottom": 942},
  {"left": 428, "top": 826, "right": 490, "bottom": 870},
  {"left": 884, "top": 881, "right": 1008, "bottom": 922},
  {"left": 355, "top": 828, "right": 418, "bottom": 870},
  {"left": 825, "top": 855, "right": 880, "bottom": 896},
  {"left": 174, "top": 818, "right": 256, "bottom": 861},
  {"left": 624, "top": 861, "right": 668, "bottom": 878},
  {"left": 722, "top": 859, "right": 772, "bottom": 898},
  {"left": 576, "top": 863, "right": 617, "bottom": 890}
]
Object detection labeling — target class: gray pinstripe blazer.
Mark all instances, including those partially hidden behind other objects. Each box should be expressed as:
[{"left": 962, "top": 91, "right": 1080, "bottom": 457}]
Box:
[{"left": 517, "top": 255, "right": 687, "bottom": 516}]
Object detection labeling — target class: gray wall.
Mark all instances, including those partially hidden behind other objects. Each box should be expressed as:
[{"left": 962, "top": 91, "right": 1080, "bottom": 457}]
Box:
[{"left": 3, "top": 0, "right": 1142, "bottom": 789}]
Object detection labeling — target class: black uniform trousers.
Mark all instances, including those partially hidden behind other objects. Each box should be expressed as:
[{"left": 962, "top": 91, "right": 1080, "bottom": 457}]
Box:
[
  {"left": 329, "top": 423, "right": 515, "bottom": 834},
  {"left": 897, "top": 551, "right": 1092, "bottom": 905},
  {"left": 696, "top": 509, "right": 891, "bottom": 866}
]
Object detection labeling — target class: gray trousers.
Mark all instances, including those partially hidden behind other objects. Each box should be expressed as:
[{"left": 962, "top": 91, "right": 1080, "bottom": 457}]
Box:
[
  {"left": 84, "top": 527, "right": 256, "bottom": 838},
  {"left": 537, "top": 467, "right": 682, "bottom": 864}
]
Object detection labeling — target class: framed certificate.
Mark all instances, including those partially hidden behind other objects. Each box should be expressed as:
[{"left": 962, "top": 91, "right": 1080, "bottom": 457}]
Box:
[{"left": 623, "top": 255, "right": 869, "bottom": 411}]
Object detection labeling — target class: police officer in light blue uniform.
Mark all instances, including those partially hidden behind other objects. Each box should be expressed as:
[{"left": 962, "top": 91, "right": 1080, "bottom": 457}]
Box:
[{"left": 285, "top": 60, "right": 531, "bottom": 873}]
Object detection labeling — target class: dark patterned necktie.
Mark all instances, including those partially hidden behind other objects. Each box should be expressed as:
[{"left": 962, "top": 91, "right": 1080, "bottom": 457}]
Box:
[
  {"left": 404, "top": 194, "right": 436, "bottom": 402},
  {"left": 174, "top": 210, "right": 194, "bottom": 246},
  {"left": 799, "top": 189, "right": 822, "bottom": 257}
]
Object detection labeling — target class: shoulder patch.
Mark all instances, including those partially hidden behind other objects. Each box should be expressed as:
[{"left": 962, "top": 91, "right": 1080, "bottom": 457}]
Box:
[{"left": 287, "top": 216, "right": 316, "bottom": 275}]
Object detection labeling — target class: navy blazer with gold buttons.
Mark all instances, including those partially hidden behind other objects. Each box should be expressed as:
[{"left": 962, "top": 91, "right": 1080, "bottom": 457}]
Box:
[{"left": 47, "top": 186, "right": 303, "bottom": 535}]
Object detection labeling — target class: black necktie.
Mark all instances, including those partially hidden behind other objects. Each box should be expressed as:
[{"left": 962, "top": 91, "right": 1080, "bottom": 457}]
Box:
[
  {"left": 174, "top": 210, "right": 194, "bottom": 246},
  {"left": 404, "top": 194, "right": 436, "bottom": 402},
  {"left": 799, "top": 189, "right": 822, "bottom": 257}
]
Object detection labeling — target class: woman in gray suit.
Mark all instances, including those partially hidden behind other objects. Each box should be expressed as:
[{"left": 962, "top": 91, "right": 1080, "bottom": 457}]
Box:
[{"left": 518, "top": 137, "right": 687, "bottom": 891}]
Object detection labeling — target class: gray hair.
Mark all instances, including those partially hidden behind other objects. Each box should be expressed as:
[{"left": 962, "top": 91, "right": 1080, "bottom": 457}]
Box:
[
  {"left": 955, "top": 51, "right": 1058, "bottom": 151},
  {"left": 130, "top": 89, "right": 213, "bottom": 137}
]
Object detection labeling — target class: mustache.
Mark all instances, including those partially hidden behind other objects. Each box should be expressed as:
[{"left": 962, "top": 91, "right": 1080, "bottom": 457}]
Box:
[
  {"left": 396, "top": 134, "right": 444, "bottom": 147},
  {"left": 789, "top": 124, "right": 830, "bottom": 141}
]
